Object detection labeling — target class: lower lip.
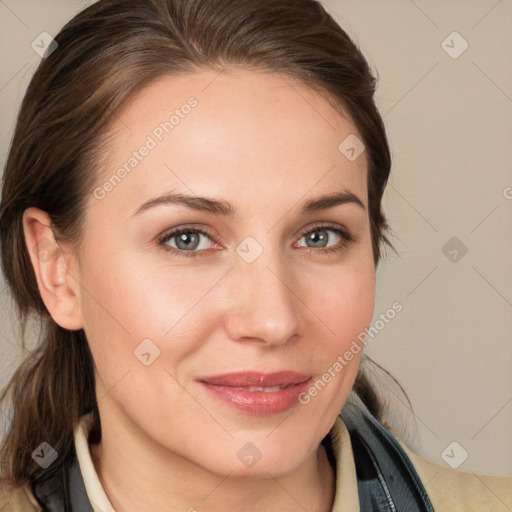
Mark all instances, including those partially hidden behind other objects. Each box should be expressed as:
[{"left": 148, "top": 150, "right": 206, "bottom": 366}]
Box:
[{"left": 199, "top": 379, "right": 312, "bottom": 415}]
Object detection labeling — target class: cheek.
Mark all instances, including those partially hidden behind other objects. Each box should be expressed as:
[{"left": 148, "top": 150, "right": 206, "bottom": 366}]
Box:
[
  {"left": 77, "top": 243, "right": 226, "bottom": 391},
  {"left": 76, "top": 248, "right": 172, "bottom": 381},
  {"left": 300, "top": 251, "right": 375, "bottom": 397},
  {"left": 292, "top": 256, "right": 375, "bottom": 435},
  {"left": 309, "top": 254, "right": 376, "bottom": 348},
  {"left": 78, "top": 237, "right": 181, "bottom": 335}
]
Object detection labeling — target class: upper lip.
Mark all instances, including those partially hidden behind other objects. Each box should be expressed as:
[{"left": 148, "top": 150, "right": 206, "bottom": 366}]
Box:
[{"left": 198, "top": 371, "right": 311, "bottom": 388}]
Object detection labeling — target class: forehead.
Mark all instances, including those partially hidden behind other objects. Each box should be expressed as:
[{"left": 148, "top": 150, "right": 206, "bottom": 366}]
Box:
[{"left": 92, "top": 67, "right": 368, "bottom": 219}]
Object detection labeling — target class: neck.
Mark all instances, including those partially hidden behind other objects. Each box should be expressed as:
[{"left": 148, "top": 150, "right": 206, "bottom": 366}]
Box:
[{"left": 89, "top": 413, "right": 336, "bottom": 512}]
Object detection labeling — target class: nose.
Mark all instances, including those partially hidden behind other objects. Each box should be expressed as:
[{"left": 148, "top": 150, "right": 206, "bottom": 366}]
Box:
[{"left": 223, "top": 251, "right": 301, "bottom": 348}]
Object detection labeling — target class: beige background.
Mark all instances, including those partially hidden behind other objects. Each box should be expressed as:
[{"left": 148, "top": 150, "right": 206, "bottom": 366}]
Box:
[{"left": 1, "top": 0, "right": 511, "bottom": 479}]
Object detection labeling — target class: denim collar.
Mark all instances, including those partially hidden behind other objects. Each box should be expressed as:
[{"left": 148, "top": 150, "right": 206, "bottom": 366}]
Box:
[{"left": 340, "top": 392, "right": 434, "bottom": 511}]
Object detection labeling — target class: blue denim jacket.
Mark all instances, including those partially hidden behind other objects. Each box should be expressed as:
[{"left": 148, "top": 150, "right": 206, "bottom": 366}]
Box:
[{"left": 339, "top": 394, "right": 434, "bottom": 511}]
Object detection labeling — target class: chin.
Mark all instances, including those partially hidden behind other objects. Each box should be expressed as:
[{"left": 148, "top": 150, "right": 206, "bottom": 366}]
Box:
[
  {"left": 203, "top": 442, "right": 308, "bottom": 480},
  {"left": 212, "top": 458, "right": 300, "bottom": 480}
]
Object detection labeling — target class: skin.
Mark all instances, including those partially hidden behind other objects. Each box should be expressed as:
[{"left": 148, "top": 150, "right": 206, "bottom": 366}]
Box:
[{"left": 23, "top": 67, "right": 375, "bottom": 512}]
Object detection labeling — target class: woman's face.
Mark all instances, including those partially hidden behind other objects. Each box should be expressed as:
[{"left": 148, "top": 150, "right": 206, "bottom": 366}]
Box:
[{"left": 74, "top": 68, "right": 375, "bottom": 476}]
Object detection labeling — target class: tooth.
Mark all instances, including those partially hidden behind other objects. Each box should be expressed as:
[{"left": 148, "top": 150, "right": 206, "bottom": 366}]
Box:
[{"left": 247, "top": 386, "right": 281, "bottom": 392}]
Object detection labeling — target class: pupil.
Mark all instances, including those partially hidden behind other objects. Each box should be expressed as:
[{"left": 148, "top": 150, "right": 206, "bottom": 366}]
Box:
[
  {"left": 178, "top": 232, "right": 198, "bottom": 250},
  {"left": 310, "top": 230, "right": 326, "bottom": 247}
]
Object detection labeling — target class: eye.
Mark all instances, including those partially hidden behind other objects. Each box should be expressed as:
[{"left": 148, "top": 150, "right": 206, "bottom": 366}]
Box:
[
  {"left": 295, "top": 223, "right": 356, "bottom": 255},
  {"left": 157, "top": 222, "right": 356, "bottom": 258},
  {"left": 158, "top": 225, "right": 217, "bottom": 258}
]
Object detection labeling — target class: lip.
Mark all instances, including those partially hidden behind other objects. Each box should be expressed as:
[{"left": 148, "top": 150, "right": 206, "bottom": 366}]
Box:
[{"left": 197, "top": 371, "right": 312, "bottom": 415}]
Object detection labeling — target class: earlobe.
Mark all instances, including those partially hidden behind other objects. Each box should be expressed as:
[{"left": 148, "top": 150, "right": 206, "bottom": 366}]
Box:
[{"left": 22, "top": 207, "right": 84, "bottom": 330}]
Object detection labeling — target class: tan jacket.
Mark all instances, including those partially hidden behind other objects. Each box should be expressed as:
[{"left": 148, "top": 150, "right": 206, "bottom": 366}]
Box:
[{"left": 1, "top": 413, "right": 511, "bottom": 511}]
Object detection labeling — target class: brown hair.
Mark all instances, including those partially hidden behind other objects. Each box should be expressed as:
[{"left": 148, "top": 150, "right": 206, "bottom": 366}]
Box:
[{"left": 0, "top": 0, "right": 408, "bottom": 487}]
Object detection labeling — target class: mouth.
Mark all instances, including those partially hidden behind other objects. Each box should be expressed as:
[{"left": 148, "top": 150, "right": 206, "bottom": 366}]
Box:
[{"left": 196, "top": 371, "right": 312, "bottom": 415}]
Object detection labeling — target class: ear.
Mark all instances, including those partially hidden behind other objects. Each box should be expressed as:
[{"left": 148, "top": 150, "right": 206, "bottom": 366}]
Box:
[{"left": 22, "top": 207, "right": 84, "bottom": 330}]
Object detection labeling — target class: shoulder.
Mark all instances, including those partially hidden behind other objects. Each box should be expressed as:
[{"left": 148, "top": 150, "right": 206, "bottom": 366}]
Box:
[
  {"left": 0, "top": 479, "right": 41, "bottom": 511},
  {"left": 382, "top": 419, "right": 512, "bottom": 512}
]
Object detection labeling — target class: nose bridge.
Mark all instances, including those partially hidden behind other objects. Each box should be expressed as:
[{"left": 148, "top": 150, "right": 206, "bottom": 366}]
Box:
[{"left": 224, "top": 241, "right": 300, "bottom": 346}]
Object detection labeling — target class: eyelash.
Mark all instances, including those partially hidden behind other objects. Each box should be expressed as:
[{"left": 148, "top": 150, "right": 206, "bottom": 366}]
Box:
[{"left": 157, "top": 222, "right": 357, "bottom": 259}]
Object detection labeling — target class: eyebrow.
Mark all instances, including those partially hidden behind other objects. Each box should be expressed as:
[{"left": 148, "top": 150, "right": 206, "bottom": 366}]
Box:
[{"left": 131, "top": 189, "right": 366, "bottom": 218}]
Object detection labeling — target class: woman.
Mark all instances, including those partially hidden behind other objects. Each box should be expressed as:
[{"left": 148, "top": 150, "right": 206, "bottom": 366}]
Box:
[{"left": 0, "top": 0, "right": 510, "bottom": 510}]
